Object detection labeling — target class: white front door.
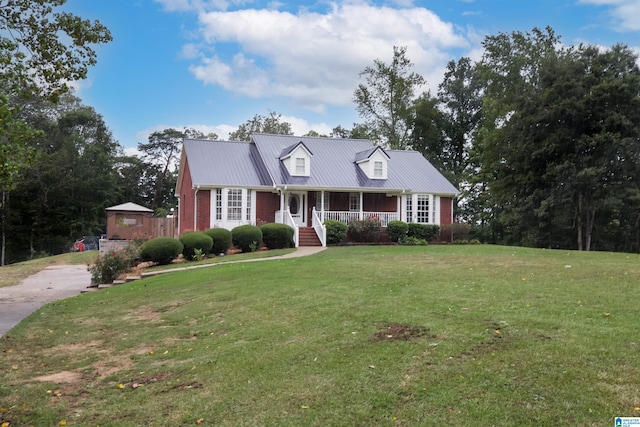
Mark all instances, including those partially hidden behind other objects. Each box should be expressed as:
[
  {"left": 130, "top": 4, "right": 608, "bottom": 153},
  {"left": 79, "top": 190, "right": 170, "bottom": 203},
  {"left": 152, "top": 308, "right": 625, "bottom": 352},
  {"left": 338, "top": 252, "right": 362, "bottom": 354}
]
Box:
[{"left": 287, "top": 192, "right": 306, "bottom": 227}]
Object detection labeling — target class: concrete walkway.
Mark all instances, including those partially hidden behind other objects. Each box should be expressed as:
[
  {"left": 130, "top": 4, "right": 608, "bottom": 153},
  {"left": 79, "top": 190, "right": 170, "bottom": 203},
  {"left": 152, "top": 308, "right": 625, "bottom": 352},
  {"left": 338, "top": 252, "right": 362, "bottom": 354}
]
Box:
[{"left": 0, "top": 246, "right": 326, "bottom": 337}]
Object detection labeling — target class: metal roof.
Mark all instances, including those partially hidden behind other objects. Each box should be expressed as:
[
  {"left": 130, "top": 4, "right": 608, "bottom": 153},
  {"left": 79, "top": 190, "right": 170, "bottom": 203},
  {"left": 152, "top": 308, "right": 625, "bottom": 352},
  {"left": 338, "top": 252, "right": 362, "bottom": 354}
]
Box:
[
  {"left": 105, "top": 202, "right": 153, "bottom": 212},
  {"left": 181, "top": 134, "right": 458, "bottom": 195},
  {"left": 183, "top": 139, "right": 272, "bottom": 188}
]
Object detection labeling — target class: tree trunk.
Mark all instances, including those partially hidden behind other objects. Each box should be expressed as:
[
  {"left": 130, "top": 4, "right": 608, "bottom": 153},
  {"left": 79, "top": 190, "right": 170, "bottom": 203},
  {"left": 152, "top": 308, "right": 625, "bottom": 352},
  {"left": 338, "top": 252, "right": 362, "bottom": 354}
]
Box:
[
  {"left": 1, "top": 188, "right": 6, "bottom": 266},
  {"left": 576, "top": 191, "right": 583, "bottom": 251},
  {"left": 585, "top": 205, "right": 596, "bottom": 252}
]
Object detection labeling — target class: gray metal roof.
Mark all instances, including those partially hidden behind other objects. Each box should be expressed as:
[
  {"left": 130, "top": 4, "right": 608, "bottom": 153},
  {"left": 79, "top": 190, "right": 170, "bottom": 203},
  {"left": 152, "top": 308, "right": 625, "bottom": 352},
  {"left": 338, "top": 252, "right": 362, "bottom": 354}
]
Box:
[
  {"left": 183, "top": 139, "right": 272, "bottom": 188},
  {"left": 252, "top": 134, "right": 458, "bottom": 195},
  {"left": 181, "top": 134, "right": 458, "bottom": 195}
]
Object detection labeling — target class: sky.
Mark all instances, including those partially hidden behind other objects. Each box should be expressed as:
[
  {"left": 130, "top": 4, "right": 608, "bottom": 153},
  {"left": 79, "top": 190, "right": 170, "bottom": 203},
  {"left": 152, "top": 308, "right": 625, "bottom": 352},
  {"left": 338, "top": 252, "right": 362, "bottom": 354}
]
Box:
[{"left": 61, "top": 0, "right": 640, "bottom": 152}]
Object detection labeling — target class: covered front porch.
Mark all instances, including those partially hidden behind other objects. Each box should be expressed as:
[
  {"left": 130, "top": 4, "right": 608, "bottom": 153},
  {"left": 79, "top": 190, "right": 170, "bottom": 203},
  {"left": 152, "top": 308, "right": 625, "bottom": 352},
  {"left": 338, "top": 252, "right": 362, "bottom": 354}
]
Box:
[{"left": 275, "top": 190, "right": 401, "bottom": 247}]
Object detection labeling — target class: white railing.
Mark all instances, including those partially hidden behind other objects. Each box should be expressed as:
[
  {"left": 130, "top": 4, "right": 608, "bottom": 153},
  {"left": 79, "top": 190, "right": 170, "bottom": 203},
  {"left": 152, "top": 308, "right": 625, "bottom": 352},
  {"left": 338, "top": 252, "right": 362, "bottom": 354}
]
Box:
[
  {"left": 323, "top": 211, "right": 398, "bottom": 226},
  {"left": 312, "top": 207, "right": 326, "bottom": 247},
  {"left": 282, "top": 210, "right": 299, "bottom": 247}
]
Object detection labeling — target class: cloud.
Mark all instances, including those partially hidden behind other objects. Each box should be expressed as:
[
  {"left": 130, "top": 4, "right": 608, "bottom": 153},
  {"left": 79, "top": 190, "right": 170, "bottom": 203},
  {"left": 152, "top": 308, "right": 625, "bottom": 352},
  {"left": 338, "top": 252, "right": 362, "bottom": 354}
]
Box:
[
  {"left": 578, "top": 0, "right": 640, "bottom": 31},
  {"left": 135, "top": 123, "right": 235, "bottom": 142},
  {"left": 182, "top": 3, "right": 469, "bottom": 112}
]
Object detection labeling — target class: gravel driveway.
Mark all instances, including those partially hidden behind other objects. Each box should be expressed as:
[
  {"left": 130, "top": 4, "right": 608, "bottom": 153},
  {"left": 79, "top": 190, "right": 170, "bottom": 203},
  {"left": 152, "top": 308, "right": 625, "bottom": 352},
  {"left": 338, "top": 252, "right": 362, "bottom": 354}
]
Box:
[{"left": 0, "top": 265, "right": 91, "bottom": 337}]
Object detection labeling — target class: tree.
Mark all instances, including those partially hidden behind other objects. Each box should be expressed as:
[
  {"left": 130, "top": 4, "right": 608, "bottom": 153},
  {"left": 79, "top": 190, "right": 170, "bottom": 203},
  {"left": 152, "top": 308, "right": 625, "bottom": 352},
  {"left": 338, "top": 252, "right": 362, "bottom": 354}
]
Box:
[
  {"left": 228, "top": 111, "right": 293, "bottom": 141},
  {"left": 353, "top": 46, "right": 425, "bottom": 149}
]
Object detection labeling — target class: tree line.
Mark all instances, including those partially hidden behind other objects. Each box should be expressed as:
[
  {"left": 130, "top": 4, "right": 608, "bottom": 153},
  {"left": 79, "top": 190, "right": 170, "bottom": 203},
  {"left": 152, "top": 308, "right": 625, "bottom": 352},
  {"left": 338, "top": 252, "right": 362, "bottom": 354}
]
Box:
[{"left": 1, "top": 1, "right": 639, "bottom": 264}]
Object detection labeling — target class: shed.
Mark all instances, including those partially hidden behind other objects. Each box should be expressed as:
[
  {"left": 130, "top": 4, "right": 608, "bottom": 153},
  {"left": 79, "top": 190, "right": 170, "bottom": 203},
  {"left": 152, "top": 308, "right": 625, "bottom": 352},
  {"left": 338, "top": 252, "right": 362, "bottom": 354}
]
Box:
[{"left": 105, "top": 202, "right": 154, "bottom": 240}]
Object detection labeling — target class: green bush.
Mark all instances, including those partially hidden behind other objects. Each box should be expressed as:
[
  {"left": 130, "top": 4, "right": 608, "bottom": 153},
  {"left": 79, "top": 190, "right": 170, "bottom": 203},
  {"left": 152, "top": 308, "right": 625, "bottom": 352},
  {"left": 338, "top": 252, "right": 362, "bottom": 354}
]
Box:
[
  {"left": 407, "top": 223, "right": 440, "bottom": 242},
  {"left": 88, "top": 247, "right": 137, "bottom": 284},
  {"left": 231, "top": 224, "right": 263, "bottom": 253},
  {"left": 179, "top": 231, "right": 213, "bottom": 260},
  {"left": 324, "top": 219, "right": 347, "bottom": 244},
  {"left": 204, "top": 228, "right": 232, "bottom": 255},
  {"left": 347, "top": 218, "right": 381, "bottom": 243},
  {"left": 440, "top": 223, "right": 472, "bottom": 242},
  {"left": 386, "top": 220, "right": 408, "bottom": 242},
  {"left": 139, "top": 237, "right": 183, "bottom": 265},
  {"left": 402, "top": 236, "right": 428, "bottom": 246},
  {"left": 260, "top": 223, "right": 294, "bottom": 249}
]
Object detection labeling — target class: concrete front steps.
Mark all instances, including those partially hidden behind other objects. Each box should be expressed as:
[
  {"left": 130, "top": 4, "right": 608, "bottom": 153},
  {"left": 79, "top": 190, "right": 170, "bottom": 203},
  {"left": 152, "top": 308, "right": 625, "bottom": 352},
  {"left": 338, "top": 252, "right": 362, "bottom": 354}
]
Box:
[{"left": 298, "top": 227, "right": 322, "bottom": 247}]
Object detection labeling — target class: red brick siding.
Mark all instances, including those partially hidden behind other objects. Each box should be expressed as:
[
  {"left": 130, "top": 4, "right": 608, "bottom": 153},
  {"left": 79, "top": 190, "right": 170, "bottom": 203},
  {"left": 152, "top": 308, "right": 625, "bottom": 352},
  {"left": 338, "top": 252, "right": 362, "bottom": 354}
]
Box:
[
  {"left": 440, "top": 197, "right": 453, "bottom": 225},
  {"left": 196, "top": 190, "right": 210, "bottom": 231},
  {"left": 179, "top": 157, "right": 194, "bottom": 233},
  {"left": 363, "top": 193, "right": 397, "bottom": 212},
  {"left": 256, "top": 191, "right": 279, "bottom": 225}
]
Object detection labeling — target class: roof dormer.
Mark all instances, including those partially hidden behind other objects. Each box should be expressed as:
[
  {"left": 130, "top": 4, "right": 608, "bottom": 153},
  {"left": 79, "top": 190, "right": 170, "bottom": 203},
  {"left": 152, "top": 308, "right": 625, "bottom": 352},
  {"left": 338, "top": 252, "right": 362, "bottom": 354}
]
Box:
[
  {"left": 280, "top": 141, "right": 313, "bottom": 177},
  {"left": 355, "top": 146, "right": 390, "bottom": 180}
]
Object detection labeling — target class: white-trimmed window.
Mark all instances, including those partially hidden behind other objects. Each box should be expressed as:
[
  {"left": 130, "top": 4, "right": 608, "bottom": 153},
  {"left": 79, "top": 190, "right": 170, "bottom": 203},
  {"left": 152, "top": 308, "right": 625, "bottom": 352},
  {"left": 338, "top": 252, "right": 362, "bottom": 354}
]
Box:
[
  {"left": 295, "top": 158, "right": 306, "bottom": 175},
  {"left": 416, "top": 195, "right": 429, "bottom": 223},
  {"left": 246, "top": 189, "right": 252, "bottom": 221},
  {"left": 315, "top": 192, "right": 330, "bottom": 210},
  {"left": 373, "top": 161, "right": 383, "bottom": 178},
  {"left": 215, "top": 189, "right": 222, "bottom": 220},
  {"left": 227, "top": 189, "right": 243, "bottom": 221},
  {"left": 349, "top": 192, "right": 360, "bottom": 212},
  {"left": 406, "top": 197, "right": 413, "bottom": 222}
]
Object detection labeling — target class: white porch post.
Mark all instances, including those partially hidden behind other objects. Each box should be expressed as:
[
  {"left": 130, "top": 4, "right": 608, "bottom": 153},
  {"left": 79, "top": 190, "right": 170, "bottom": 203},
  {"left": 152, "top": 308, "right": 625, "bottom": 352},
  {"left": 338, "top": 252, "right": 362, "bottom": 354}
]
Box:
[
  {"left": 279, "top": 190, "right": 285, "bottom": 223},
  {"left": 321, "top": 190, "right": 325, "bottom": 222},
  {"left": 359, "top": 192, "right": 363, "bottom": 220}
]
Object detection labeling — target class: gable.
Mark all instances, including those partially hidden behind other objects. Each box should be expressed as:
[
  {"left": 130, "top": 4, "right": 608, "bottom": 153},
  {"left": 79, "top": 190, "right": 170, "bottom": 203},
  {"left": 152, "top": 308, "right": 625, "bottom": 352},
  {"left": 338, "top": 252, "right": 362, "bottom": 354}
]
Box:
[
  {"left": 355, "top": 146, "right": 389, "bottom": 180},
  {"left": 280, "top": 142, "right": 312, "bottom": 177}
]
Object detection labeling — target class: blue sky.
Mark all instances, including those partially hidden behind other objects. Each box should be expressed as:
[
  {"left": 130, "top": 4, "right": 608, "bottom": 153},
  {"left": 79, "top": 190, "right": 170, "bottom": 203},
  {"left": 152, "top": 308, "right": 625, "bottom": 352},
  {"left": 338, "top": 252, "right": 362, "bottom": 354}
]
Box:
[{"left": 62, "top": 0, "right": 640, "bottom": 151}]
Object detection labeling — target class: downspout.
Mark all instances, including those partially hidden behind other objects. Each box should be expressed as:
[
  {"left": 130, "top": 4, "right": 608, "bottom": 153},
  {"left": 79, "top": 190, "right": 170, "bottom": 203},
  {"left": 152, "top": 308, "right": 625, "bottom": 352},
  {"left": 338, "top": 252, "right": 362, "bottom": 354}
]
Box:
[{"left": 194, "top": 186, "right": 200, "bottom": 231}]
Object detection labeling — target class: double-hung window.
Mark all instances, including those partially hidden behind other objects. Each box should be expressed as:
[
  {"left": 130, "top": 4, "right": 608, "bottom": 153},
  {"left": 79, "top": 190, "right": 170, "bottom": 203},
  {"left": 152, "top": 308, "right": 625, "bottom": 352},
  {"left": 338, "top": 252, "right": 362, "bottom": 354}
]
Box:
[{"left": 227, "top": 189, "right": 243, "bottom": 221}]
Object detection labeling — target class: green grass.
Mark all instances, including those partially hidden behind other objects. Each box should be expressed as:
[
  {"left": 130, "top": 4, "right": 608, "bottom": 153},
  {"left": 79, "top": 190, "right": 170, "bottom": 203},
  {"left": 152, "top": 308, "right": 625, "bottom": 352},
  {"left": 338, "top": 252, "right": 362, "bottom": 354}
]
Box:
[
  {"left": 0, "top": 251, "right": 97, "bottom": 288},
  {"left": 1, "top": 245, "right": 639, "bottom": 426}
]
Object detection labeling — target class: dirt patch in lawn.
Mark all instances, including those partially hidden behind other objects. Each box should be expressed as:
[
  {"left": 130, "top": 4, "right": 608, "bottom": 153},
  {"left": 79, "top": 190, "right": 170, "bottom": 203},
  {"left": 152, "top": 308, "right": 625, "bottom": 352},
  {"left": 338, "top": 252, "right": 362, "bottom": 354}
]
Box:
[{"left": 372, "top": 323, "right": 435, "bottom": 342}]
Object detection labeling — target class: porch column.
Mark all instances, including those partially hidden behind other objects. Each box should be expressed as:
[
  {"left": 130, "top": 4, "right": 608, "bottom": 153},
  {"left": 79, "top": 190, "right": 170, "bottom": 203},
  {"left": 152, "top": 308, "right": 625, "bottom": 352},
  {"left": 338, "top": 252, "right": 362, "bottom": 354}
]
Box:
[
  {"left": 321, "top": 190, "right": 325, "bottom": 222},
  {"left": 359, "top": 192, "right": 363, "bottom": 220}
]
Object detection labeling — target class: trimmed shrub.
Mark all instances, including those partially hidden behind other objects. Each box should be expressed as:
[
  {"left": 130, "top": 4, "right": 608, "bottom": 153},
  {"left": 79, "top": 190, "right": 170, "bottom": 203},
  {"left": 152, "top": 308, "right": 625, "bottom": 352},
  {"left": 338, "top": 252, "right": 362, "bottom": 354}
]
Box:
[
  {"left": 324, "top": 219, "right": 347, "bottom": 244},
  {"left": 407, "top": 223, "right": 440, "bottom": 242},
  {"left": 232, "top": 224, "right": 263, "bottom": 253},
  {"left": 260, "top": 223, "right": 294, "bottom": 249},
  {"left": 347, "top": 218, "right": 381, "bottom": 243},
  {"left": 139, "top": 237, "right": 183, "bottom": 265},
  {"left": 204, "top": 228, "right": 232, "bottom": 255},
  {"left": 179, "top": 231, "right": 213, "bottom": 260},
  {"left": 440, "top": 222, "right": 471, "bottom": 242},
  {"left": 386, "top": 220, "right": 408, "bottom": 243}
]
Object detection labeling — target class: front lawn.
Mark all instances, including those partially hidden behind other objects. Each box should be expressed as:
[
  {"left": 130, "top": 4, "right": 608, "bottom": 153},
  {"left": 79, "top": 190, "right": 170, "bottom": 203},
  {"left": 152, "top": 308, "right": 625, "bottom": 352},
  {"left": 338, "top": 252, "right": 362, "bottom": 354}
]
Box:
[{"left": 1, "top": 245, "right": 639, "bottom": 426}]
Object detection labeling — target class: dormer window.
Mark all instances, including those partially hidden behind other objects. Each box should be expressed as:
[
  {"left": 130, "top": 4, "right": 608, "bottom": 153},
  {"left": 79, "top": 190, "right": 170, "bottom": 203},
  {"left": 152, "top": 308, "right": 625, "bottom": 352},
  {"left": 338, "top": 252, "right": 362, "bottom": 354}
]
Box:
[
  {"left": 280, "top": 141, "right": 313, "bottom": 177},
  {"left": 355, "top": 146, "right": 389, "bottom": 180}
]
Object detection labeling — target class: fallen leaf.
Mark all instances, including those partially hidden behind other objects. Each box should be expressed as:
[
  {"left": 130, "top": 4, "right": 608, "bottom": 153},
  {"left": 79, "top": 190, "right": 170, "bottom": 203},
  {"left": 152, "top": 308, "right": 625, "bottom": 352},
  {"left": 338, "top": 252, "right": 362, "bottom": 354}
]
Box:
[
  {"left": 116, "top": 383, "right": 125, "bottom": 389},
  {"left": 2, "top": 422, "right": 10, "bottom": 427},
  {"left": 195, "top": 419, "right": 204, "bottom": 424},
  {"left": 300, "top": 405, "right": 309, "bottom": 409},
  {"left": 634, "top": 407, "right": 640, "bottom": 411},
  {"left": 148, "top": 349, "right": 155, "bottom": 355},
  {"left": 368, "top": 365, "right": 376, "bottom": 369},
  {"left": 11, "top": 365, "right": 17, "bottom": 370},
  {"left": 59, "top": 421, "right": 67, "bottom": 426},
  {"left": 604, "top": 313, "right": 610, "bottom": 317}
]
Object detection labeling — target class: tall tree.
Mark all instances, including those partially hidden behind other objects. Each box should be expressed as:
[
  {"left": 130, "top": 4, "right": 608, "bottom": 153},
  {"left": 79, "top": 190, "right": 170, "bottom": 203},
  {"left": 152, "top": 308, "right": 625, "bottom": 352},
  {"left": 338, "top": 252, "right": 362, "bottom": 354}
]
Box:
[
  {"left": 353, "top": 46, "right": 425, "bottom": 149},
  {"left": 228, "top": 111, "right": 293, "bottom": 141}
]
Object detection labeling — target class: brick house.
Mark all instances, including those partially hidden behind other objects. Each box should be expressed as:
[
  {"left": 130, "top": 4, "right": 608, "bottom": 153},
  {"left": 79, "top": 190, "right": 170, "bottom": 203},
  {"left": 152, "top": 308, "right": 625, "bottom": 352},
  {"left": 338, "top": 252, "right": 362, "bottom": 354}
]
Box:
[{"left": 176, "top": 134, "right": 458, "bottom": 246}]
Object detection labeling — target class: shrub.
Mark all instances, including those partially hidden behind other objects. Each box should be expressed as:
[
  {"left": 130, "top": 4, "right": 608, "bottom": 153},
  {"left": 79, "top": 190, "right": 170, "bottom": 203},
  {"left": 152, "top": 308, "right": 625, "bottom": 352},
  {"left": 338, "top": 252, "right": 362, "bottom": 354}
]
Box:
[
  {"left": 204, "top": 228, "right": 233, "bottom": 255},
  {"left": 260, "top": 223, "right": 294, "bottom": 249},
  {"left": 139, "top": 237, "right": 183, "bottom": 265},
  {"left": 440, "top": 223, "right": 471, "bottom": 242},
  {"left": 324, "top": 220, "right": 347, "bottom": 244},
  {"left": 347, "top": 218, "right": 381, "bottom": 243},
  {"left": 407, "top": 223, "right": 440, "bottom": 242},
  {"left": 88, "top": 247, "right": 137, "bottom": 284},
  {"left": 232, "top": 224, "right": 263, "bottom": 253},
  {"left": 179, "top": 231, "right": 213, "bottom": 260},
  {"left": 402, "top": 236, "right": 428, "bottom": 246},
  {"left": 386, "top": 220, "right": 408, "bottom": 242}
]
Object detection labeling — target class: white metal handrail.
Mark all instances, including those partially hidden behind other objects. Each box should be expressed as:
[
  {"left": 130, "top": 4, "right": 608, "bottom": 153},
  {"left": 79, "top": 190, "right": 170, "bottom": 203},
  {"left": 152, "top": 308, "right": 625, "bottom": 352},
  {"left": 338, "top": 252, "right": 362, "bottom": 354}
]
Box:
[
  {"left": 323, "top": 211, "right": 398, "bottom": 226},
  {"left": 282, "top": 210, "right": 299, "bottom": 247}
]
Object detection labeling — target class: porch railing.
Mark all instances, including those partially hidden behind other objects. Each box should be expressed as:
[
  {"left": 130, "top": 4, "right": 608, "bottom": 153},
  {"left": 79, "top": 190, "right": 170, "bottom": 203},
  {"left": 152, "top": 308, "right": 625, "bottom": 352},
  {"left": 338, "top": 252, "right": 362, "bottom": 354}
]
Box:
[
  {"left": 323, "top": 211, "right": 398, "bottom": 227},
  {"left": 312, "top": 207, "right": 326, "bottom": 247},
  {"left": 282, "top": 210, "right": 299, "bottom": 247}
]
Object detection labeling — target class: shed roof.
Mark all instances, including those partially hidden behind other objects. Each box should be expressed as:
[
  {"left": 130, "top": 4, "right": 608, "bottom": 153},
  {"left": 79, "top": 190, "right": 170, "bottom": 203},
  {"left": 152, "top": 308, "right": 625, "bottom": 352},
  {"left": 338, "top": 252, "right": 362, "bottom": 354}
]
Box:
[{"left": 105, "top": 202, "right": 153, "bottom": 212}]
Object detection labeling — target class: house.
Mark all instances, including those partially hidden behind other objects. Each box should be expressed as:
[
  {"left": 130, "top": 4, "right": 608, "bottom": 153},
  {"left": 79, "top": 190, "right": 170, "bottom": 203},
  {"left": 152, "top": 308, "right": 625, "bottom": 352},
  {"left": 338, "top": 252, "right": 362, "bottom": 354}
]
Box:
[{"left": 175, "top": 134, "right": 459, "bottom": 246}]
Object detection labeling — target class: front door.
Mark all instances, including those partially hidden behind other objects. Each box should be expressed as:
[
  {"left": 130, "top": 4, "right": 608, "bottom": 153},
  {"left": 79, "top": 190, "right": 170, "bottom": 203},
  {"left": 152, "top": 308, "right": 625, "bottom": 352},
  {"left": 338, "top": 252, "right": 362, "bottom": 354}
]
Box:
[{"left": 287, "top": 192, "right": 306, "bottom": 227}]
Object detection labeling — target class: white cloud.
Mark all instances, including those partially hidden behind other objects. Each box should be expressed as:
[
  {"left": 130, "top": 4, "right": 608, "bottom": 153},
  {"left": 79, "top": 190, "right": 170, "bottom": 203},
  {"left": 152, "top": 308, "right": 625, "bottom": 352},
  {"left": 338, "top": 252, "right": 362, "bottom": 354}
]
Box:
[
  {"left": 578, "top": 0, "right": 640, "bottom": 31},
  {"left": 135, "top": 123, "right": 235, "bottom": 143},
  {"left": 183, "top": 3, "right": 470, "bottom": 112}
]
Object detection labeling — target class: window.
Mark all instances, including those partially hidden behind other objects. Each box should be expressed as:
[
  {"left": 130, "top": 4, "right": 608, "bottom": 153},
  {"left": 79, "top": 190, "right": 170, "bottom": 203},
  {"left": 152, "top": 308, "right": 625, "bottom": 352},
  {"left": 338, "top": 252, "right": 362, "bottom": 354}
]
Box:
[
  {"left": 315, "top": 192, "right": 330, "bottom": 210},
  {"left": 373, "top": 161, "right": 383, "bottom": 178},
  {"left": 295, "top": 157, "right": 305, "bottom": 175},
  {"left": 215, "top": 189, "right": 222, "bottom": 220},
  {"left": 246, "top": 190, "right": 252, "bottom": 221},
  {"left": 406, "top": 197, "right": 413, "bottom": 223},
  {"left": 349, "top": 192, "right": 360, "bottom": 212},
  {"left": 227, "top": 189, "right": 242, "bottom": 221},
  {"left": 416, "top": 195, "right": 429, "bottom": 223}
]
